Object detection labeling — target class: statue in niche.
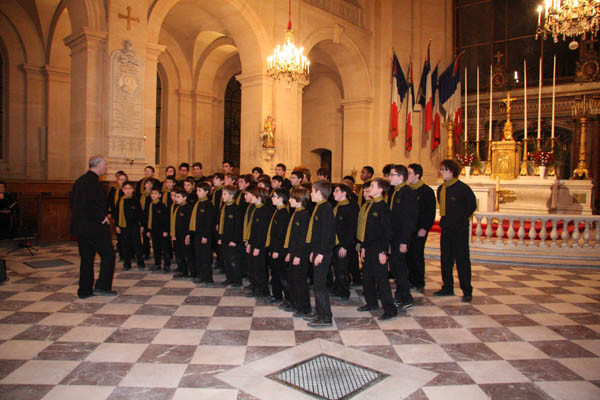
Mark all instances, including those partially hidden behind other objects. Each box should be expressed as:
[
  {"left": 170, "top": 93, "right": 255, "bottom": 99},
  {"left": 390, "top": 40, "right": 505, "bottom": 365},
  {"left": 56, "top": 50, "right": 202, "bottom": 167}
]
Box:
[{"left": 261, "top": 115, "right": 275, "bottom": 148}]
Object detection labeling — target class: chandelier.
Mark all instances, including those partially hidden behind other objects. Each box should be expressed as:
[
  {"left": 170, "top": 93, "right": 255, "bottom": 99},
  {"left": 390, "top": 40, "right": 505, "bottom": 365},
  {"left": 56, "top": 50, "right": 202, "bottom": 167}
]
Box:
[
  {"left": 536, "top": 0, "right": 600, "bottom": 50},
  {"left": 266, "top": 0, "right": 310, "bottom": 85}
]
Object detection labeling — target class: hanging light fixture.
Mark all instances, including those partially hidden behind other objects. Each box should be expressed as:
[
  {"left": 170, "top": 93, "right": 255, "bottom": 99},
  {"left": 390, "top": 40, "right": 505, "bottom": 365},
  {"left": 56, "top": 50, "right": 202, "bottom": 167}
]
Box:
[
  {"left": 536, "top": 0, "right": 600, "bottom": 50},
  {"left": 266, "top": 0, "right": 310, "bottom": 86}
]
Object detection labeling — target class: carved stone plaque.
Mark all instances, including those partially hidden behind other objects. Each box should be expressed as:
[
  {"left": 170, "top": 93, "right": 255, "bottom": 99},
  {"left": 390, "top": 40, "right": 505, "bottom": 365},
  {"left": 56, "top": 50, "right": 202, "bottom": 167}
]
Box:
[{"left": 109, "top": 40, "right": 144, "bottom": 159}]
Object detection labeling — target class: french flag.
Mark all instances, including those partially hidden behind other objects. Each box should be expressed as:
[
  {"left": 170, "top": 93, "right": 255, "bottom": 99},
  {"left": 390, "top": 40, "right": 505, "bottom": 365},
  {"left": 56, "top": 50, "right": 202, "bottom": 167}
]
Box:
[
  {"left": 439, "top": 54, "right": 463, "bottom": 145},
  {"left": 390, "top": 52, "right": 408, "bottom": 141},
  {"left": 416, "top": 41, "right": 431, "bottom": 113},
  {"left": 431, "top": 66, "right": 441, "bottom": 151},
  {"left": 406, "top": 60, "right": 415, "bottom": 151}
]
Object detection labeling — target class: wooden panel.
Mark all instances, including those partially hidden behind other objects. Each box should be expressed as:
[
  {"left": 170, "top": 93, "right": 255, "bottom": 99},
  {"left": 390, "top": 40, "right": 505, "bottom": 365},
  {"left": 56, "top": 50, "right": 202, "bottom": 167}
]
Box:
[{"left": 38, "top": 194, "right": 73, "bottom": 243}]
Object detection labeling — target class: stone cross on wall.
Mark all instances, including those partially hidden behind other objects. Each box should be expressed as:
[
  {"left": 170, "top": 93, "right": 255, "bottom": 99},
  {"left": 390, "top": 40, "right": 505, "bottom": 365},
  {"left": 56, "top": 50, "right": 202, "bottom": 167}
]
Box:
[{"left": 118, "top": 6, "right": 139, "bottom": 30}]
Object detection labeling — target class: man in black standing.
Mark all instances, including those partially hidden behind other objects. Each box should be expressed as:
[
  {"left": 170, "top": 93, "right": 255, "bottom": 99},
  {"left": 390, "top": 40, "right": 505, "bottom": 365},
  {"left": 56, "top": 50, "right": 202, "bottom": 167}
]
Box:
[
  {"left": 71, "top": 155, "right": 116, "bottom": 299},
  {"left": 435, "top": 159, "right": 477, "bottom": 302}
]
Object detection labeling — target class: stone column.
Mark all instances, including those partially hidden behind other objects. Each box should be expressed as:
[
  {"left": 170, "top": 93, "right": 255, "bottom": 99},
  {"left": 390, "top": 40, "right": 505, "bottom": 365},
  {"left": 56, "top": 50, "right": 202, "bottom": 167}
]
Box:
[
  {"left": 177, "top": 90, "right": 194, "bottom": 163},
  {"left": 63, "top": 28, "right": 107, "bottom": 179},
  {"left": 44, "top": 65, "right": 71, "bottom": 180},
  {"left": 193, "top": 91, "right": 217, "bottom": 171},
  {"left": 144, "top": 42, "right": 166, "bottom": 165},
  {"left": 236, "top": 73, "right": 272, "bottom": 173},
  {"left": 341, "top": 98, "right": 374, "bottom": 177},
  {"left": 271, "top": 79, "right": 306, "bottom": 173},
  {"left": 21, "top": 64, "right": 46, "bottom": 179}
]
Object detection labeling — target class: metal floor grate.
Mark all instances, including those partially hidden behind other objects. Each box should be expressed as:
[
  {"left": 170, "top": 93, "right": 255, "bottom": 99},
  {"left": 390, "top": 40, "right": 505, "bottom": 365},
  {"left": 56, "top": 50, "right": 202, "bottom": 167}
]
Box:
[
  {"left": 23, "top": 258, "right": 73, "bottom": 269},
  {"left": 268, "top": 354, "right": 388, "bottom": 400}
]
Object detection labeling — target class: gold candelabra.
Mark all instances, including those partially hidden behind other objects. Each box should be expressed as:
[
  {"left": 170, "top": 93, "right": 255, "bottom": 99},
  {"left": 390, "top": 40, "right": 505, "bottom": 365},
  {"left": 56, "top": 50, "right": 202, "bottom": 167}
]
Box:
[
  {"left": 443, "top": 115, "right": 455, "bottom": 160},
  {"left": 571, "top": 96, "right": 599, "bottom": 179}
]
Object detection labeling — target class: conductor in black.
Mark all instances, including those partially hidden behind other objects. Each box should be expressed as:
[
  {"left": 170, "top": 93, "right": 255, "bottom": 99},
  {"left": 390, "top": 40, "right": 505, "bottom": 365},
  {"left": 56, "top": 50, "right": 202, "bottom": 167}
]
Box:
[{"left": 70, "top": 156, "right": 117, "bottom": 299}]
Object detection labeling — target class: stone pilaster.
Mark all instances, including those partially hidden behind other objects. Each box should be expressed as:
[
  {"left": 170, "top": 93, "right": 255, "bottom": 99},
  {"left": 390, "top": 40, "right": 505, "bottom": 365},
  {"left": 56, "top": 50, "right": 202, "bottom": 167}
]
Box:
[
  {"left": 341, "top": 98, "right": 374, "bottom": 178},
  {"left": 21, "top": 64, "right": 46, "bottom": 179},
  {"left": 44, "top": 65, "right": 71, "bottom": 180}
]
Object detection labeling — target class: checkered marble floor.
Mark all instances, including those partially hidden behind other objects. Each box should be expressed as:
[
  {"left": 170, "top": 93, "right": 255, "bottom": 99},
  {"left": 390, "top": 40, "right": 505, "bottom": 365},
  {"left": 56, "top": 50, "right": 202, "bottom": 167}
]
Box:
[{"left": 1, "top": 242, "right": 600, "bottom": 399}]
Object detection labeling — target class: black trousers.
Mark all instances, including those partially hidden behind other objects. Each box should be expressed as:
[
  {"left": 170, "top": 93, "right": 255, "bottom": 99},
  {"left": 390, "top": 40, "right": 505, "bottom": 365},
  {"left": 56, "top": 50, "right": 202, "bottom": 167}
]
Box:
[
  {"left": 389, "top": 239, "right": 413, "bottom": 303},
  {"left": 142, "top": 230, "right": 151, "bottom": 258},
  {"left": 223, "top": 245, "right": 241, "bottom": 284},
  {"left": 270, "top": 254, "right": 285, "bottom": 300},
  {"left": 289, "top": 255, "right": 311, "bottom": 314},
  {"left": 362, "top": 248, "right": 396, "bottom": 314},
  {"left": 193, "top": 234, "right": 213, "bottom": 282},
  {"left": 348, "top": 247, "right": 361, "bottom": 284},
  {"left": 121, "top": 227, "right": 145, "bottom": 268},
  {"left": 440, "top": 224, "right": 472, "bottom": 295},
  {"left": 77, "top": 228, "right": 115, "bottom": 297},
  {"left": 174, "top": 239, "right": 193, "bottom": 276},
  {"left": 407, "top": 233, "right": 427, "bottom": 289},
  {"left": 150, "top": 231, "right": 171, "bottom": 267},
  {"left": 313, "top": 252, "right": 332, "bottom": 320},
  {"left": 332, "top": 248, "right": 350, "bottom": 298},
  {"left": 251, "top": 249, "right": 269, "bottom": 296}
]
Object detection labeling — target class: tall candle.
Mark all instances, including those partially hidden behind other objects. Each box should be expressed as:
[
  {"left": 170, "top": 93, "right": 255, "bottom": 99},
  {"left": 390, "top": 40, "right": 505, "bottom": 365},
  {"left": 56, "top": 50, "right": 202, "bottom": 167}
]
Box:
[
  {"left": 551, "top": 54, "right": 556, "bottom": 139},
  {"left": 465, "top": 67, "right": 468, "bottom": 144},
  {"left": 524, "top": 59, "right": 527, "bottom": 140},
  {"left": 489, "top": 63, "right": 493, "bottom": 141},
  {"left": 477, "top": 66, "right": 480, "bottom": 141},
  {"left": 537, "top": 57, "right": 542, "bottom": 140}
]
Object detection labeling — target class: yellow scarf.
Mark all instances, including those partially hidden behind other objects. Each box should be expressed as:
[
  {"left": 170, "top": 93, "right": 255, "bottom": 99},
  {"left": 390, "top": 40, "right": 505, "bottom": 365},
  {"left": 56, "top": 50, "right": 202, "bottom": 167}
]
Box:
[
  {"left": 189, "top": 196, "right": 208, "bottom": 231},
  {"left": 306, "top": 200, "right": 327, "bottom": 243},
  {"left": 266, "top": 205, "right": 285, "bottom": 247},
  {"left": 439, "top": 178, "right": 458, "bottom": 217},
  {"left": 169, "top": 201, "right": 186, "bottom": 237},
  {"left": 389, "top": 182, "right": 406, "bottom": 210},
  {"left": 218, "top": 200, "right": 234, "bottom": 234},
  {"left": 409, "top": 180, "right": 424, "bottom": 190},
  {"left": 118, "top": 195, "right": 133, "bottom": 228},
  {"left": 283, "top": 207, "right": 304, "bottom": 249},
  {"left": 162, "top": 188, "right": 171, "bottom": 206},
  {"left": 140, "top": 192, "right": 150, "bottom": 210},
  {"left": 244, "top": 203, "right": 263, "bottom": 241},
  {"left": 357, "top": 198, "right": 381, "bottom": 242},
  {"left": 112, "top": 185, "right": 121, "bottom": 208},
  {"left": 333, "top": 199, "right": 349, "bottom": 217},
  {"left": 235, "top": 191, "right": 245, "bottom": 206},
  {"left": 212, "top": 185, "right": 223, "bottom": 207},
  {"left": 147, "top": 199, "right": 159, "bottom": 230},
  {"left": 242, "top": 204, "right": 254, "bottom": 241}
]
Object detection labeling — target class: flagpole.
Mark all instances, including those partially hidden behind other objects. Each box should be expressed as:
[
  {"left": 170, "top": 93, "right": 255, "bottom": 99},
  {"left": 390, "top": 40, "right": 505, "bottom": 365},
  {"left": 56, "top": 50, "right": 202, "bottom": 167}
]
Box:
[
  {"left": 520, "top": 59, "right": 529, "bottom": 176},
  {"left": 464, "top": 67, "right": 468, "bottom": 155},
  {"left": 476, "top": 66, "right": 480, "bottom": 160},
  {"left": 389, "top": 49, "right": 396, "bottom": 142},
  {"left": 485, "top": 63, "right": 493, "bottom": 175}
]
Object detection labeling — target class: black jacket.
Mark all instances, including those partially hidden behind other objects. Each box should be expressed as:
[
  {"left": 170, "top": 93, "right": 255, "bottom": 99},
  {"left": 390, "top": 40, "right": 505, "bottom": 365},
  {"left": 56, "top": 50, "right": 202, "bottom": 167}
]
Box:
[
  {"left": 70, "top": 170, "right": 109, "bottom": 236},
  {"left": 190, "top": 198, "right": 216, "bottom": 240},
  {"left": 413, "top": 182, "right": 436, "bottom": 232},
  {"left": 389, "top": 184, "right": 418, "bottom": 244},
  {"left": 146, "top": 201, "right": 169, "bottom": 234},
  {"left": 219, "top": 202, "right": 243, "bottom": 244},
  {"left": 268, "top": 206, "right": 290, "bottom": 254},
  {"left": 362, "top": 198, "right": 391, "bottom": 254},
  {"left": 115, "top": 197, "right": 143, "bottom": 229},
  {"left": 308, "top": 200, "right": 336, "bottom": 255},
  {"left": 173, "top": 202, "right": 193, "bottom": 240},
  {"left": 334, "top": 200, "right": 359, "bottom": 250},
  {"left": 437, "top": 180, "right": 477, "bottom": 230},
  {"left": 248, "top": 204, "right": 275, "bottom": 249},
  {"left": 286, "top": 208, "right": 310, "bottom": 259}
]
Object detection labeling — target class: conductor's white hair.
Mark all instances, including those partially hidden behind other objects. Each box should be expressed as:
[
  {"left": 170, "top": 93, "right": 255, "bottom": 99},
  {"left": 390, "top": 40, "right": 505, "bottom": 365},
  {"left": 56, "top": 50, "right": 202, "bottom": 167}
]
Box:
[{"left": 89, "top": 155, "right": 105, "bottom": 168}]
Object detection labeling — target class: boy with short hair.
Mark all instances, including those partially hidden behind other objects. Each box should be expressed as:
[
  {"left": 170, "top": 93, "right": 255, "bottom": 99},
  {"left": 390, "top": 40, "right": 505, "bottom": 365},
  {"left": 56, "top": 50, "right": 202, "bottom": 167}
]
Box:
[
  {"left": 146, "top": 188, "right": 171, "bottom": 272},
  {"left": 356, "top": 178, "right": 397, "bottom": 320},
  {"left": 189, "top": 182, "right": 216, "bottom": 285},
  {"left": 115, "top": 181, "right": 146, "bottom": 270},
  {"left": 171, "top": 187, "right": 193, "bottom": 278},
  {"left": 290, "top": 171, "right": 303, "bottom": 188},
  {"left": 218, "top": 185, "right": 243, "bottom": 286},
  {"left": 176, "top": 162, "right": 190, "bottom": 187},
  {"left": 140, "top": 179, "right": 154, "bottom": 260},
  {"left": 332, "top": 184, "right": 359, "bottom": 300},
  {"left": 184, "top": 177, "right": 198, "bottom": 204},
  {"left": 267, "top": 189, "right": 291, "bottom": 305},
  {"left": 271, "top": 175, "right": 283, "bottom": 190},
  {"left": 212, "top": 173, "right": 225, "bottom": 209},
  {"left": 304, "top": 181, "right": 336, "bottom": 327},
  {"left": 162, "top": 176, "right": 176, "bottom": 208}
]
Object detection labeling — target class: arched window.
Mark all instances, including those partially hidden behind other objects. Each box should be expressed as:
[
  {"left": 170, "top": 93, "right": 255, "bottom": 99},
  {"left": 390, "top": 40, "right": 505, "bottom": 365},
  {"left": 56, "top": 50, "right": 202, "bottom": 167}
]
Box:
[
  {"left": 155, "top": 72, "right": 162, "bottom": 164},
  {"left": 223, "top": 76, "right": 241, "bottom": 168}
]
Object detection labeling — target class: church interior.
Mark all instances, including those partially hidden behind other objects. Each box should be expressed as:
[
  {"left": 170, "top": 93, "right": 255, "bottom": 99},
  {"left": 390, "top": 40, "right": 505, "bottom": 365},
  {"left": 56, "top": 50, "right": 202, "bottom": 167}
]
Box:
[{"left": 0, "top": 0, "right": 600, "bottom": 399}]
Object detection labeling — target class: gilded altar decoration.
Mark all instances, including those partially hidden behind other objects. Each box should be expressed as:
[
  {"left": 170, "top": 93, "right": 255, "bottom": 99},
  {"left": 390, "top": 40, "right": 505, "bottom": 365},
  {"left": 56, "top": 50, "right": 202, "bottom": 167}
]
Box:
[
  {"left": 261, "top": 116, "right": 275, "bottom": 148},
  {"left": 501, "top": 92, "right": 515, "bottom": 141}
]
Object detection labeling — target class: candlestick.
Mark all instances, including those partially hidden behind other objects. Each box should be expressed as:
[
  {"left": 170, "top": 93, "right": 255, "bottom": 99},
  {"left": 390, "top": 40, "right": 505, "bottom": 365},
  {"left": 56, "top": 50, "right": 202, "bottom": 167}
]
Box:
[
  {"left": 489, "top": 63, "right": 493, "bottom": 141},
  {"left": 551, "top": 54, "right": 556, "bottom": 140},
  {"left": 465, "top": 67, "right": 468, "bottom": 148},
  {"left": 477, "top": 66, "right": 480, "bottom": 142},
  {"left": 537, "top": 57, "right": 542, "bottom": 142},
  {"left": 524, "top": 59, "right": 527, "bottom": 140}
]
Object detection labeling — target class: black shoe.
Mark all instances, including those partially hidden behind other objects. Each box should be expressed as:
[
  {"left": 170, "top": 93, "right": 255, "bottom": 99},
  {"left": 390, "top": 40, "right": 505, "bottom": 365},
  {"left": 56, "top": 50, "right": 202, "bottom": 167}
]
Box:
[
  {"left": 264, "top": 296, "right": 281, "bottom": 304},
  {"left": 245, "top": 291, "right": 257, "bottom": 298},
  {"left": 243, "top": 284, "right": 253, "bottom": 290},
  {"left": 201, "top": 281, "right": 215, "bottom": 287},
  {"left": 303, "top": 312, "right": 319, "bottom": 322},
  {"left": 378, "top": 312, "right": 398, "bottom": 321},
  {"left": 357, "top": 305, "right": 376, "bottom": 312},
  {"left": 94, "top": 289, "right": 117, "bottom": 296},
  {"left": 433, "top": 289, "right": 454, "bottom": 297},
  {"left": 137, "top": 265, "right": 145, "bottom": 270},
  {"left": 293, "top": 311, "right": 308, "bottom": 318},
  {"left": 78, "top": 293, "right": 93, "bottom": 299},
  {"left": 193, "top": 277, "right": 203, "bottom": 284},
  {"left": 462, "top": 294, "right": 473, "bottom": 303},
  {"left": 231, "top": 282, "right": 242, "bottom": 288},
  {"left": 222, "top": 280, "right": 232, "bottom": 286},
  {"left": 415, "top": 286, "right": 425, "bottom": 294},
  {"left": 150, "top": 264, "right": 161, "bottom": 271},
  {"left": 308, "top": 319, "right": 333, "bottom": 328},
  {"left": 123, "top": 265, "right": 131, "bottom": 271},
  {"left": 162, "top": 267, "right": 171, "bottom": 274},
  {"left": 394, "top": 301, "right": 414, "bottom": 311},
  {"left": 173, "top": 273, "right": 188, "bottom": 279}
]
